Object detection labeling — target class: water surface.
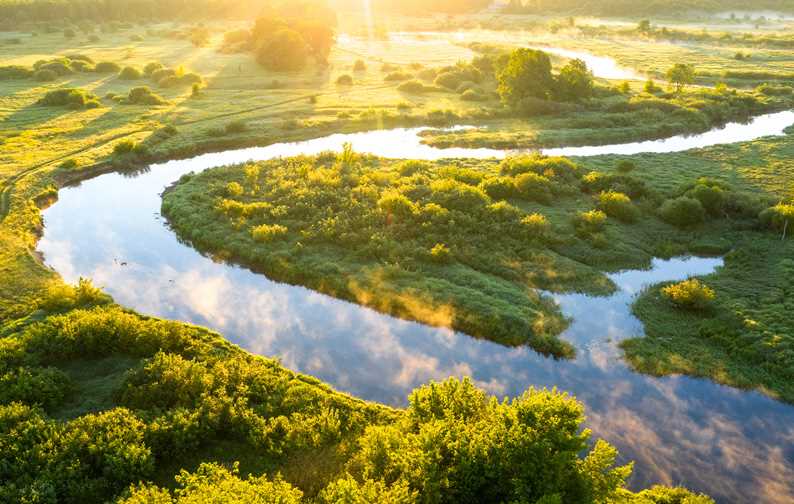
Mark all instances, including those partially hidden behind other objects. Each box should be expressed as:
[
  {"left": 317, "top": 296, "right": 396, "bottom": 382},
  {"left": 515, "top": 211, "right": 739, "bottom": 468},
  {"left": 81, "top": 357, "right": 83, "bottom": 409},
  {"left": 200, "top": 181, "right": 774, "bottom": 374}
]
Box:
[{"left": 38, "top": 124, "right": 794, "bottom": 503}]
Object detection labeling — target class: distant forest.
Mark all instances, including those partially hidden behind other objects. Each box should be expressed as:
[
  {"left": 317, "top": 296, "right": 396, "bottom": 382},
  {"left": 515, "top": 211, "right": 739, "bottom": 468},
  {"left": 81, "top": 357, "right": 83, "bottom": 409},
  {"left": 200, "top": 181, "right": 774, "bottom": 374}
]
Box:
[{"left": 503, "top": 0, "right": 794, "bottom": 16}]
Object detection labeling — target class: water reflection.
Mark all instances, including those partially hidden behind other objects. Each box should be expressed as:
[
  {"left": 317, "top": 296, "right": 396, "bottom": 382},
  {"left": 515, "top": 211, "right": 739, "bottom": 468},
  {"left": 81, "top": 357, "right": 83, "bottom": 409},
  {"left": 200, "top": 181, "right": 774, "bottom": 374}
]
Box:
[{"left": 38, "top": 127, "right": 794, "bottom": 503}]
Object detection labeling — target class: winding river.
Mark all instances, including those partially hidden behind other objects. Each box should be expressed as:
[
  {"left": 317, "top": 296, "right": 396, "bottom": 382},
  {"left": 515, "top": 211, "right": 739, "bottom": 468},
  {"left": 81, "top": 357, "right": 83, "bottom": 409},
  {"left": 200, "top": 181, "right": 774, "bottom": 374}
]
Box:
[{"left": 38, "top": 114, "right": 794, "bottom": 502}]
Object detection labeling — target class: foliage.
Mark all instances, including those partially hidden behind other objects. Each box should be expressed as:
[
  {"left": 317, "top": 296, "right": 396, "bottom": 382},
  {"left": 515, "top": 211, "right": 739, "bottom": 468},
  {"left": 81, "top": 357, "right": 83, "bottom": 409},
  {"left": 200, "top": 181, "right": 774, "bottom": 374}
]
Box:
[
  {"left": 346, "top": 378, "right": 633, "bottom": 503},
  {"left": 661, "top": 279, "right": 716, "bottom": 310},
  {"left": 497, "top": 48, "right": 554, "bottom": 105},
  {"left": 573, "top": 209, "right": 607, "bottom": 235},
  {"left": 555, "top": 58, "right": 594, "bottom": 102},
  {"left": 257, "top": 29, "right": 310, "bottom": 71},
  {"left": 95, "top": 61, "right": 121, "bottom": 73},
  {"left": 119, "top": 463, "right": 303, "bottom": 503},
  {"left": 336, "top": 74, "right": 353, "bottom": 86},
  {"left": 759, "top": 201, "right": 794, "bottom": 235},
  {"left": 659, "top": 197, "right": 705, "bottom": 228},
  {"left": 666, "top": 63, "right": 696, "bottom": 92},
  {"left": 597, "top": 191, "right": 639, "bottom": 223},
  {"left": 125, "top": 86, "right": 167, "bottom": 106},
  {"left": 36, "top": 88, "right": 100, "bottom": 109},
  {"left": 119, "top": 66, "right": 143, "bottom": 80}
]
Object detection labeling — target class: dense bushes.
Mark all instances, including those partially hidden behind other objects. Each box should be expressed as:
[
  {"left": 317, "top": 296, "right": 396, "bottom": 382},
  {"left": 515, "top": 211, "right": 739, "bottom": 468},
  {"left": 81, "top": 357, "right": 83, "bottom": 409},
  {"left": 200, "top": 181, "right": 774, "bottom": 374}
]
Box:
[
  {"left": 125, "top": 86, "right": 167, "bottom": 105},
  {"left": 661, "top": 279, "right": 716, "bottom": 310},
  {"left": 345, "top": 378, "right": 633, "bottom": 503},
  {"left": 597, "top": 191, "right": 639, "bottom": 223},
  {"left": 659, "top": 196, "right": 705, "bottom": 227},
  {"left": 95, "top": 61, "right": 121, "bottom": 73},
  {"left": 36, "top": 88, "right": 101, "bottom": 109},
  {"left": 118, "top": 66, "right": 143, "bottom": 80}
]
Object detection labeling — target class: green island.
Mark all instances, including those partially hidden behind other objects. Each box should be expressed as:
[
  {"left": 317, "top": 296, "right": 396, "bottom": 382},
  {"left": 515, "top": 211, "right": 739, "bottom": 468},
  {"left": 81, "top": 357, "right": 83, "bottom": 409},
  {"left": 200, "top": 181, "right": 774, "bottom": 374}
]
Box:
[{"left": 1, "top": 0, "right": 794, "bottom": 502}]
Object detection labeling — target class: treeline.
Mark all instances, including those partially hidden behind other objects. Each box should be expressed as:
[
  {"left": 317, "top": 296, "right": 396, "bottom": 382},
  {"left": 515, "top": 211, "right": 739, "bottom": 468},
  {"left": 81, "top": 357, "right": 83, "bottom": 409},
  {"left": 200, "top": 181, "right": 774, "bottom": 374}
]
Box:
[
  {"left": 503, "top": 0, "right": 794, "bottom": 16},
  {"left": 0, "top": 0, "right": 333, "bottom": 23},
  {"left": 331, "top": 0, "right": 491, "bottom": 15}
]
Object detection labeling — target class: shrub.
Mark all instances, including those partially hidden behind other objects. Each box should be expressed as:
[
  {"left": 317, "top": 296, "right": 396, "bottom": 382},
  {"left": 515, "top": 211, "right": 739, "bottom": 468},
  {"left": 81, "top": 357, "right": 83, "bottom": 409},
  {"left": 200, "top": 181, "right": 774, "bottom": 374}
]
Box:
[
  {"left": 113, "top": 140, "right": 136, "bottom": 155},
  {"left": 378, "top": 192, "right": 417, "bottom": 220},
  {"left": 336, "top": 74, "right": 353, "bottom": 85},
  {"left": 143, "top": 61, "right": 164, "bottom": 76},
  {"left": 616, "top": 160, "right": 635, "bottom": 173},
  {"left": 522, "top": 213, "right": 550, "bottom": 238},
  {"left": 225, "top": 182, "right": 244, "bottom": 197},
  {"left": 659, "top": 197, "right": 705, "bottom": 227},
  {"left": 479, "top": 176, "right": 516, "bottom": 200},
  {"left": 353, "top": 59, "right": 366, "bottom": 71},
  {"left": 64, "top": 28, "right": 76, "bottom": 38},
  {"left": 597, "top": 191, "right": 639, "bottom": 222},
  {"left": 397, "top": 80, "right": 426, "bottom": 93},
  {"left": 661, "top": 279, "right": 716, "bottom": 310},
  {"left": 384, "top": 71, "right": 412, "bottom": 82},
  {"left": 434, "top": 71, "right": 465, "bottom": 90},
  {"left": 347, "top": 378, "right": 633, "bottom": 504},
  {"left": 119, "top": 66, "right": 142, "bottom": 80},
  {"left": 94, "top": 61, "right": 121, "bottom": 73},
  {"left": 429, "top": 243, "right": 452, "bottom": 264},
  {"left": 759, "top": 202, "right": 794, "bottom": 234},
  {"left": 257, "top": 28, "right": 310, "bottom": 71},
  {"left": 126, "top": 86, "right": 167, "bottom": 105},
  {"left": 251, "top": 224, "right": 288, "bottom": 242},
  {"left": 573, "top": 209, "right": 607, "bottom": 234},
  {"left": 514, "top": 172, "right": 552, "bottom": 204},
  {"left": 37, "top": 88, "right": 100, "bottom": 109},
  {"left": 33, "top": 69, "right": 57, "bottom": 81}
]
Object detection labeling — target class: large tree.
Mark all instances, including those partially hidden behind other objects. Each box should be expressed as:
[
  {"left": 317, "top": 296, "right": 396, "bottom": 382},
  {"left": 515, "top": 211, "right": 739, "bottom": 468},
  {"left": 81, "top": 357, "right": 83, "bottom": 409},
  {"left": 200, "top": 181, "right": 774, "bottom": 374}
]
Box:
[
  {"left": 497, "top": 48, "right": 555, "bottom": 105},
  {"left": 555, "top": 58, "right": 594, "bottom": 102},
  {"left": 666, "top": 63, "right": 696, "bottom": 92}
]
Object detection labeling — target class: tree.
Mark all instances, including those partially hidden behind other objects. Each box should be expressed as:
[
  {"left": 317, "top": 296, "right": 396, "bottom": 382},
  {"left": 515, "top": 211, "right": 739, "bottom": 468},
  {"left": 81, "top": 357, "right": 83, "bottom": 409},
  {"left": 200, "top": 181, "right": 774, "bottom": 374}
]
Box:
[
  {"left": 666, "top": 63, "right": 695, "bottom": 92},
  {"left": 256, "top": 29, "right": 310, "bottom": 71},
  {"left": 637, "top": 19, "right": 651, "bottom": 33},
  {"left": 295, "top": 20, "right": 334, "bottom": 66},
  {"left": 497, "top": 48, "right": 554, "bottom": 106},
  {"left": 555, "top": 58, "right": 594, "bottom": 101}
]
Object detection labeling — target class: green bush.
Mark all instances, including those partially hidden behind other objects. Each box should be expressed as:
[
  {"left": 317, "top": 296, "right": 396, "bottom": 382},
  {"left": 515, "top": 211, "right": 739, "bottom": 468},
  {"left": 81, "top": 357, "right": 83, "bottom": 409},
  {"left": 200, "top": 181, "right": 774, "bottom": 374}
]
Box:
[
  {"left": 573, "top": 209, "right": 607, "bottom": 235},
  {"left": 659, "top": 197, "right": 706, "bottom": 227},
  {"left": 346, "top": 378, "right": 632, "bottom": 504},
  {"left": 94, "top": 61, "right": 121, "bottom": 73},
  {"left": 336, "top": 74, "right": 353, "bottom": 85},
  {"left": 143, "top": 61, "right": 164, "bottom": 76},
  {"left": 353, "top": 59, "right": 366, "bottom": 71},
  {"left": 661, "top": 279, "right": 716, "bottom": 310},
  {"left": 113, "top": 140, "right": 137, "bottom": 155},
  {"left": 478, "top": 176, "right": 516, "bottom": 200},
  {"left": 397, "top": 80, "right": 427, "bottom": 93},
  {"left": 514, "top": 172, "right": 552, "bottom": 204},
  {"left": 118, "top": 66, "right": 142, "bottom": 80},
  {"left": 126, "top": 86, "right": 167, "bottom": 105},
  {"left": 597, "top": 191, "right": 639, "bottom": 223},
  {"left": 384, "top": 71, "right": 412, "bottom": 82},
  {"left": 224, "top": 120, "right": 247, "bottom": 134},
  {"left": 36, "top": 88, "right": 100, "bottom": 109}
]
